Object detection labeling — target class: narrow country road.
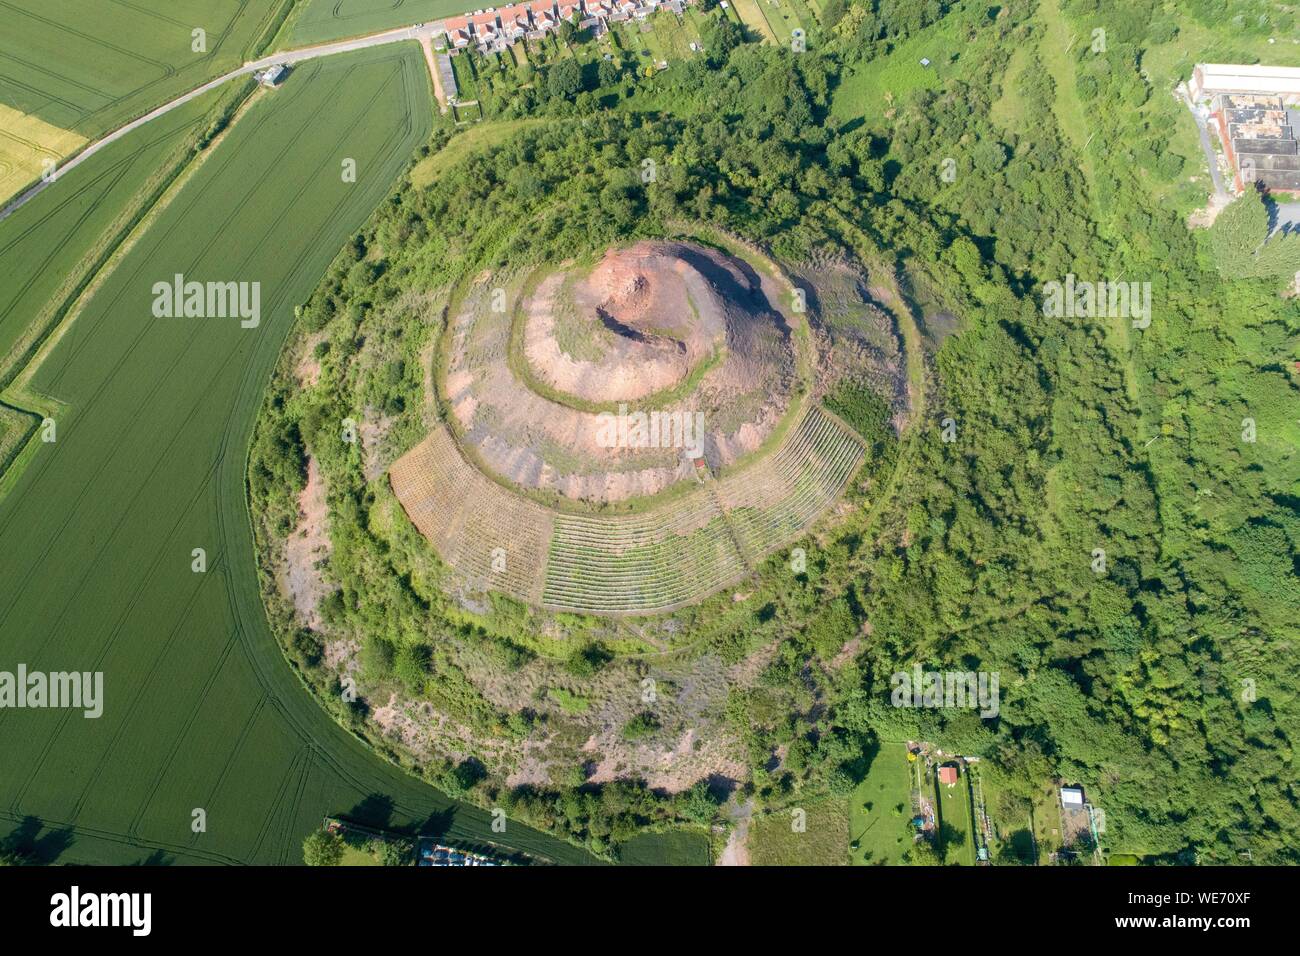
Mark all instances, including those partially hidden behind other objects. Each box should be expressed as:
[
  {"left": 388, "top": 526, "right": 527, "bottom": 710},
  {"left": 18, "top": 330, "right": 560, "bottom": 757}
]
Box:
[{"left": 0, "top": 22, "right": 444, "bottom": 223}]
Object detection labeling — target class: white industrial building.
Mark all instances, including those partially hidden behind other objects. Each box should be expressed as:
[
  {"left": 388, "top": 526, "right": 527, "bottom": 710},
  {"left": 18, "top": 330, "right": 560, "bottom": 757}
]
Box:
[{"left": 1189, "top": 63, "right": 1300, "bottom": 103}]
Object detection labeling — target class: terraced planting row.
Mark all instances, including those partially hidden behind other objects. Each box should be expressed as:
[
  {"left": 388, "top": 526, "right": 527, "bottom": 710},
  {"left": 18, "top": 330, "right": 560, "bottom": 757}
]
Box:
[
  {"left": 717, "top": 405, "right": 865, "bottom": 558},
  {"left": 389, "top": 427, "right": 553, "bottom": 603},
  {"left": 392, "top": 403, "right": 865, "bottom": 614},
  {"left": 543, "top": 499, "right": 746, "bottom": 613}
]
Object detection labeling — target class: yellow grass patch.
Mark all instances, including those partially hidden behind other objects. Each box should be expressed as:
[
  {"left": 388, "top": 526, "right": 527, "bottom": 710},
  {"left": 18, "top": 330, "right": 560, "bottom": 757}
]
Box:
[{"left": 0, "top": 103, "right": 86, "bottom": 205}]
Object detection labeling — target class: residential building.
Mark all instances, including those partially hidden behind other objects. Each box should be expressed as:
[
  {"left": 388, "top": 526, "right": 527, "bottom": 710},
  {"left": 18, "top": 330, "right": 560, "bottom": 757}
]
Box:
[
  {"left": 499, "top": 2, "right": 532, "bottom": 41},
  {"left": 445, "top": 15, "right": 472, "bottom": 47}
]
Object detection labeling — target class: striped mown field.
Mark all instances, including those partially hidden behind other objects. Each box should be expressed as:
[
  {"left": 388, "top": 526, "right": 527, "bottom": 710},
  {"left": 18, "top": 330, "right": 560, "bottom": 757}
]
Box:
[
  {"left": 0, "top": 0, "right": 288, "bottom": 138},
  {"left": 0, "top": 45, "right": 593, "bottom": 866}
]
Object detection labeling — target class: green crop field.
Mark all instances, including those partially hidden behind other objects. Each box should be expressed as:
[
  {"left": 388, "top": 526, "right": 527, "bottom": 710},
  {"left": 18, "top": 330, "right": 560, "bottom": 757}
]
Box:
[
  {"left": 0, "top": 91, "right": 220, "bottom": 381},
  {"left": 0, "top": 0, "right": 288, "bottom": 140},
  {"left": 0, "top": 85, "right": 223, "bottom": 489},
  {"left": 0, "top": 44, "right": 594, "bottom": 866},
  {"left": 287, "top": 0, "right": 472, "bottom": 47},
  {"left": 616, "top": 828, "right": 712, "bottom": 865}
]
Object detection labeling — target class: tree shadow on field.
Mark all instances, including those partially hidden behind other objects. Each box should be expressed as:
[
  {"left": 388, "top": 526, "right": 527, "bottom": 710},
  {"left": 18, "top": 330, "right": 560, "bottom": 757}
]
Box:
[
  {"left": 343, "top": 793, "right": 395, "bottom": 830},
  {"left": 127, "top": 849, "right": 174, "bottom": 866},
  {"left": 1, "top": 815, "right": 75, "bottom": 865},
  {"left": 417, "top": 807, "right": 455, "bottom": 842}
]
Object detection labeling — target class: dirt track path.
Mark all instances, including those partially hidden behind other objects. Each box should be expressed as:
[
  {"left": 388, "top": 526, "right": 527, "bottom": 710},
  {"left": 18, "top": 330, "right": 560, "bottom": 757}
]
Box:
[{"left": 420, "top": 36, "right": 449, "bottom": 114}]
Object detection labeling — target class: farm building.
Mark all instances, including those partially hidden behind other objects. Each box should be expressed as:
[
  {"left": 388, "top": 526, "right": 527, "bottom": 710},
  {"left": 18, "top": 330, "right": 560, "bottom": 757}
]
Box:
[
  {"left": 256, "top": 64, "right": 286, "bottom": 87},
  {"left": 1189, "top": 63, "right": 1300, "bottom": 102},
  {"left": 418, "top": 841, "right": 500, "bottom": 866},
  {"left": 1211, "top": 94, "right": 1300, "bottom": 194},
  {"left": 937, "top": 764, "right": 959, "bottom": 786}
]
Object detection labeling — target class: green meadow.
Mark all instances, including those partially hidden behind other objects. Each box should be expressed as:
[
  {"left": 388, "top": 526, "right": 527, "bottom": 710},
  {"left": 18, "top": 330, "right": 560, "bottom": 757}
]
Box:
[
  {"left": 749, "top": 799, "right": 850, "bottom": 865},
  {"left": 830, "top": 8, "right": 971, "bottom": 122},
  {"left": 0, "top": 44, "right": 592, "bottom": 866}
]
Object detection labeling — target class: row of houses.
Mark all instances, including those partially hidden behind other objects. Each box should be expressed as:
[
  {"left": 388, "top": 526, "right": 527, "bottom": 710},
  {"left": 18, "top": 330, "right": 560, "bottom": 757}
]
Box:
[{"left": 444, "top": 0, "right": 684, "bottom": 51}]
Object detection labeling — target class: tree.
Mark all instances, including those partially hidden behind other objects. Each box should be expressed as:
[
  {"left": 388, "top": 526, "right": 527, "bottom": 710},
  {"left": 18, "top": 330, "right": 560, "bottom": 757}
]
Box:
[
  {"left": 679, "top": 780, "right": 722, "bottom": 824},
  {"left": 905, "top": 837, "right": 941, "bottom": 865},
  {"left": 376, "top": 838, "right": 415, "bottom": 866},
  {"left": 303, "top": 826, "right": 345, "bottom": 866},
  {"left": 596, "top": 58, "right": 621, "bottom": 88},
  {"left": 705, "top": 16, "right": 746, "bottom": 65},
  {"left": 1208, "top": 188, "right": 1300, "bottom": 278},
  {"left": 547, "top": 58, "right": 583, "bottom": 99}
]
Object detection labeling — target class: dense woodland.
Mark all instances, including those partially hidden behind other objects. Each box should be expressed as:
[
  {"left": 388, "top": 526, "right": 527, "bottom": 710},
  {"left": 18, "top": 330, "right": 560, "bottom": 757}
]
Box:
[{"left": 250, "top": 0, "right": 1299, "bottom": 862}]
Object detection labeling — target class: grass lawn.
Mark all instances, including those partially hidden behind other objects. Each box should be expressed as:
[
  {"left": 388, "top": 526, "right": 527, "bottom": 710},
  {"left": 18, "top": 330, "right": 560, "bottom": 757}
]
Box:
[
  {"left": 651, "top": 10, "right": 703, "bottom": 61},
  {"left": 411, "top": 118, "right": 552, "bottom": 187},
  {"left": 451, "top": 53, "right": 482, "bottom": 101},
  {"left": 750, "top": 799, "right": 850, "bottom": 865},
  {"left": 1030, "top": 779, "right": 1065, "bottom": 861},
  {"left": 990, "top": 41, "right": 1034, "bottom": 134},
  {"left": 786, "top": 0, "right": 819, "bottom": 30},
  {"left": 757, "top": 0, "right": 800, "bottom": 45},
  {"left": 933, "top": 767, "right": 977, "bottom": 866},
  {"left": 340, "top": 840, "right": 382, "bottom": 866},
  {"left": 849, "top": 742, "right": 914, "bottom": 865},
  {"left": 830, "top": 11, "right": 968, "bottom": 122},
  {"left": 730, "top": 0, "right": 778, "bottom": 42}
]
